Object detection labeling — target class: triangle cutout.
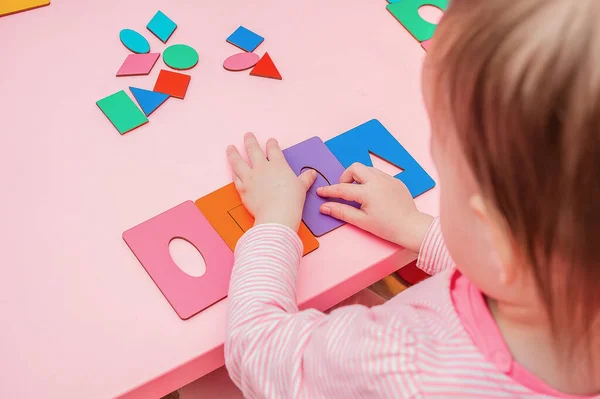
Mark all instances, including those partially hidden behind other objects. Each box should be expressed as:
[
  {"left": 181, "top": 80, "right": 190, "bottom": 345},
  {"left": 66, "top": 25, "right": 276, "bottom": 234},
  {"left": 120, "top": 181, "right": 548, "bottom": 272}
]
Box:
[
  {"left": 130, "top": 87, "right": 170, "bottom": 116},
  {"left": 369, "top": 152, "right": 404, "bottom": 176},
  {"left": 249, "top": 52, "right": 282, "bottom": 80}
]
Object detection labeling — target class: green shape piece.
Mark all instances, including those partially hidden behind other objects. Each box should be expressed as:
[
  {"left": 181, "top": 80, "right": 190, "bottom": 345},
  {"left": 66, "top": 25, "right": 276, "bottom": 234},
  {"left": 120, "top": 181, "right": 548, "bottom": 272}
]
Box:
[
  {"left": 163, "top": 44, "right": 199, "bottom": 70},
  {"left": 96, "top": 90, "right": 148, "bottom": 135},
  {"left": 387, "top": 0, "right": 448, "bottom": 42}
]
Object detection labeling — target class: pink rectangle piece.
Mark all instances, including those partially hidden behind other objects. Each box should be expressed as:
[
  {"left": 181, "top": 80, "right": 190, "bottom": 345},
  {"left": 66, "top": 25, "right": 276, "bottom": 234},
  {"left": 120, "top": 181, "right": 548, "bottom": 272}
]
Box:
[
  {"left": 123, "top": 201, "right": 234, "bottom": 320},
  {"left": 116, "top": 52, "right": 160, "bottom": 77}
]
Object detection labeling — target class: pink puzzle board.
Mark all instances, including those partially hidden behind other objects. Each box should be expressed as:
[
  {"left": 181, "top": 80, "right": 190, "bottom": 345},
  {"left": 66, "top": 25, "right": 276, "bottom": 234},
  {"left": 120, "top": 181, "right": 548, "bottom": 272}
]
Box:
[{"left": 122, "top": 201, "right": 234, "bottom": 320}]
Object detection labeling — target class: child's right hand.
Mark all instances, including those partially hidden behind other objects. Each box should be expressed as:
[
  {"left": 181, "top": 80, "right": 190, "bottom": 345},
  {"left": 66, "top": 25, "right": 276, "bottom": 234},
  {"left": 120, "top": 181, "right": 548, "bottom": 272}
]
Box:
[{"left": 317, "top": 163, "right": 433, "bottom": 253}]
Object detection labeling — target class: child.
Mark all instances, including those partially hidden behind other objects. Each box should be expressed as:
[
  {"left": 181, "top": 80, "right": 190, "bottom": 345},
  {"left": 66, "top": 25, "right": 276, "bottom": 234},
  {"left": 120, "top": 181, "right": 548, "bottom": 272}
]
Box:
[{"left": 223, "top": 0, "right": 600, "bottom": 397}]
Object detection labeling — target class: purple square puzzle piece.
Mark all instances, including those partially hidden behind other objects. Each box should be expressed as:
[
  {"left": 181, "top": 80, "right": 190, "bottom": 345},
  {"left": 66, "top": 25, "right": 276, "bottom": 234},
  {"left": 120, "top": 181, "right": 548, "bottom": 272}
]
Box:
[{"left": 282, "top": 137, "right": 360, "bottom": 236}]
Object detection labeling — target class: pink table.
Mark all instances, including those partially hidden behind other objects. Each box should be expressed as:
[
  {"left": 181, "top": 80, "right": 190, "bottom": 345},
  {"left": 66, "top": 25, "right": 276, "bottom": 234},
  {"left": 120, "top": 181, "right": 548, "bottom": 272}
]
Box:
[{"left": 0, "top": 0, "right": 439, "bottom": 398}]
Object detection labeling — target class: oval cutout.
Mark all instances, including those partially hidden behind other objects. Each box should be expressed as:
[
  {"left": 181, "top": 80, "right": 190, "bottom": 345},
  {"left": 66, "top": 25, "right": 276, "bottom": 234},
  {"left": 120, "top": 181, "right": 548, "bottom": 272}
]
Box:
[
  {"left": 168, "top": 238, "right": 206, "bottom": 277},
  {"left": 418, "top": 5, "right": 444, "bottom": 25},
  {"left": 300, "top": 167, "right": 331, "bottom": 186},
  {"left": 223, "top": 52, "right": 260, "bottom": 71},
  {"left": 163, "top": 44, "right": 199, "bottom": 70},
  {"left": 119, "top": 29, "right": 151, "bottom": 54}
]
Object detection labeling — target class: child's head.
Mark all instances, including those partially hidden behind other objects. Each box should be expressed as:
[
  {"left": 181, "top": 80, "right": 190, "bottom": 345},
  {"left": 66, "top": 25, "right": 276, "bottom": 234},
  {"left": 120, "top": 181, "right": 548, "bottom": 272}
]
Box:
[{"left": 423, "top": 0, "right": 599, "bottom": 353}]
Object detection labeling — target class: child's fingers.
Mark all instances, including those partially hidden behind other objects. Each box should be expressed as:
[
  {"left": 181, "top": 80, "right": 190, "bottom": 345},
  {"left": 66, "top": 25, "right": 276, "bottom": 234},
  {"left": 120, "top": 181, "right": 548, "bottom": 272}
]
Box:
[
  {"left": 299, "top": 169, "right": 317, "bottom": 191},
  {"left": 340, "top": 163, "right": 371, "bottom": 184},
  {"left": 244, "top": 132, "right": 266, "bottom": 167},
  {"left": 227, "top": 145, "right": 251, "bottom": 180},
  {"left": 320, "top": 202, "right": 366, "bottom": 226},
  {"left": 265, "top": 138, "right": 285, "bottom": 162},
  {"left": 317, "top": 183, "right": 363, "bottom": 203}
]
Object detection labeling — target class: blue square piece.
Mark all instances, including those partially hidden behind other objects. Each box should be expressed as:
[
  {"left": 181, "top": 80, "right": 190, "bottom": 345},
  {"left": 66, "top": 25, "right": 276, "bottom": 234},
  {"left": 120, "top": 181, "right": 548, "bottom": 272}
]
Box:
[
  {"left": 226, "top": 26, "right": 264, "bottom": 52},
  {"left": 147, "top": 10, "right": 177, "bottom": 43}
]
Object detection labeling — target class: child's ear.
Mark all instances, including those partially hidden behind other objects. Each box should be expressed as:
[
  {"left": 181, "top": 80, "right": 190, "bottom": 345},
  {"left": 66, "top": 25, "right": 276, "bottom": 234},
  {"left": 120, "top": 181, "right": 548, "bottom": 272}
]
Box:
[{"left": 469, "top": 195, "right": 517, "bottom": 285}]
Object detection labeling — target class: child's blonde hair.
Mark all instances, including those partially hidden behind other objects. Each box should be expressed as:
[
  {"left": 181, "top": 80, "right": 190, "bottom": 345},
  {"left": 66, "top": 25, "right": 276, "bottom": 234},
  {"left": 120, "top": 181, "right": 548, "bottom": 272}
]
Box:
[{"left": 430, "top": 0, "right": 600, "bottom": 355}]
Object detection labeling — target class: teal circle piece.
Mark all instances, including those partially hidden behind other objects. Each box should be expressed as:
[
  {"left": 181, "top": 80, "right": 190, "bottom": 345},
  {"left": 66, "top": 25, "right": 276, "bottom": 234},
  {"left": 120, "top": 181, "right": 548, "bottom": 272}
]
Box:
[
  {"left": 120, "top": 29, "right": 150, "bottom": 54},
  {"left": 163, "top": 44, "right": 199, "bottom": 70}
]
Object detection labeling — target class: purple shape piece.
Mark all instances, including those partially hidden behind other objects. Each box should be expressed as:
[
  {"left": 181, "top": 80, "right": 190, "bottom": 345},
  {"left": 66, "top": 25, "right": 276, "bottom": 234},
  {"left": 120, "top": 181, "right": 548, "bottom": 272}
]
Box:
[{"left": 282, "top": 137, "right": 360, "bottom": 236}]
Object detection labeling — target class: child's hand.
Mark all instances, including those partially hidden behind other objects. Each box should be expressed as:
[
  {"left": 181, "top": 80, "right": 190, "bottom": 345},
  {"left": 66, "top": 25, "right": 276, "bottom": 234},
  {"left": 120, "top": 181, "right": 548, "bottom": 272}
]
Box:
[
  {"left": 227, "top": 133, "right": 317, "bottom": 232},
  {"left": 317, "top": 163, "right": 433, "bottom": 253}
]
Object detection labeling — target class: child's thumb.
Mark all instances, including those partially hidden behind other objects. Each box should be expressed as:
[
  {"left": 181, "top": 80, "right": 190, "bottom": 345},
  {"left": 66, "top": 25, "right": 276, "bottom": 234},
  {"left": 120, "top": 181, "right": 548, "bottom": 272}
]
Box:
[{"left": 299, "top": 169, "right": 317, "bottom": 191}]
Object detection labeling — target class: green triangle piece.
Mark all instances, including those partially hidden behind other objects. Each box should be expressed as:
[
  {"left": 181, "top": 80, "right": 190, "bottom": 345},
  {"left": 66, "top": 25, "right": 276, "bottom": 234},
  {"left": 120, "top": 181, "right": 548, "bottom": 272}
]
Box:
[{"left": 387, "top": 0, "right": 449, "bottom": 42}]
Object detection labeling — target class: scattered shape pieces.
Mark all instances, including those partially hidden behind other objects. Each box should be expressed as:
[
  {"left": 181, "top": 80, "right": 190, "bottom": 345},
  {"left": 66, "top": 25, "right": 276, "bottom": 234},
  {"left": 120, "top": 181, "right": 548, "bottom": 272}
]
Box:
[
  {"left": 153, "top": 69, "right": 191, "bottom": 99},
  {"left": 119, "top": 29, "right": 151, "bottom": 54},
  {"left": 0, "top": 0, "right": 50, "bottom": 17},
  {"left": 147, "top": 10, "right": 177, "bottom": 43},
  {"left": 123, "top": 201, "right": 234, "bottom": 320},
  {"left": 226, "top": 26, "right": 264, "bottom": 52},
  {"left": 421, "top": 39, "right": 432, "bottom": 51},
  {"left": 129, "top": 87, "right": 169, "bottom": 116},
  {"left": 223, "top": 52, "right": 260, "bottom": 71},
  {"left": 195, "top": 183, "right": 319, "bottom": 256},
  {"left": 325, "top": 119, "right": 435, "bottom": 198},
  {"left": 96, "top": 90, "right": 148, "bottom": 134},
  {"left": 250, "top": 52, "right": 282, "bottom": 80},
  {"left": 163, "top": 44, "right": 199, "bottom": 70},
  {"left": 387, "top": 0, "right": 448, "bottom": 42},
  {"left": 116, "top": 53, "right": 160, "bottom": 77},
  {"left": 282, "top": 137, "right": 359, "bottom": 237}
]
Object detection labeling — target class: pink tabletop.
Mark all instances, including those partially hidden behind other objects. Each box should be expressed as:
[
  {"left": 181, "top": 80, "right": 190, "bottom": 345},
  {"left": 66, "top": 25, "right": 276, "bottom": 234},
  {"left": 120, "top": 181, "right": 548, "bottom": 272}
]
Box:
[{"left": 0, "top": 0, "right": 439, "bottom": 398}]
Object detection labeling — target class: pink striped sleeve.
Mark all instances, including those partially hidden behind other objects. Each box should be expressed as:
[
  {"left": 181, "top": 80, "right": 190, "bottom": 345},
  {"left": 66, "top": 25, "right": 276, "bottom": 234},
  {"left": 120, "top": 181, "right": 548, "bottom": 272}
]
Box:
[
  {"left": 224, "top": 224, "right": 421, "bottom": 399},
  {"left": 416, "top": 217, "right": 455, "bottom": 275}
]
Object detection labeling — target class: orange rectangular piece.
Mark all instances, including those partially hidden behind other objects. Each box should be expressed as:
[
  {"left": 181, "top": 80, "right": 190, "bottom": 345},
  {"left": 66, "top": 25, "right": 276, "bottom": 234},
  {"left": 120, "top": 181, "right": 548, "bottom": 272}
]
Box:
[
  {"left": 1, "top": 0, "right": 50, "bottom": 17},
  {"left": 228, "top": 205, "right": 319, "bottom": 256},
  {"left": 195, "top": 183, "right": 319, "bottom": 256}
]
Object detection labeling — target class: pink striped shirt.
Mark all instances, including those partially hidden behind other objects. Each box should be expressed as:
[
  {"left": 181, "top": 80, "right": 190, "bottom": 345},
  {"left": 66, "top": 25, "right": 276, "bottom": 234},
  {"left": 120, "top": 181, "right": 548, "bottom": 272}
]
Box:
[{"left": 225, "top": 218, "right": 599, "bottom": 398}]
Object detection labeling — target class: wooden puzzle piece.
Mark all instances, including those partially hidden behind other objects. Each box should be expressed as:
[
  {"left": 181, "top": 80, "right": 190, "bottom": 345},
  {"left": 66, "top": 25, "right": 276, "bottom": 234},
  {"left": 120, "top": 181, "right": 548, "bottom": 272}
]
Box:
[
  {"left": 116, "top": 53, "right": 160, "bottom": 77},
  {"left": 325, "top": 119, "right": 435, "bottom": 198},
  {"left": 147, "top": 10, "right": 177, "bottom": 43},
  {"left": 119, "top": 29, "right": 151, "bottom": 54},
  {"left": 250, "top": 53, "right": 282, "bottom": 80},
  {"left": 129, "top": 87, "right": 169, "bottom": 116},
  {"left": 0, "top": 0, "right": 49, "bottom": 17},
  {"left": 153, "top": 69, "right": 191, "bottom": 99},
  {"left": 421, "top": 39, "right": 432, "bottom": 51},
  {"left": 226, "top": 26, "right": 264, "bottom": 52},
  {"left": 163, "top": 44, "right": 199, "bottom": 70},
  {"left": 282, "top": 137, "right": 360, "bottom": 237},
  {"left": 123, "top": 201, "right": 233, "bottom": 320},
  {"left": 96, "top": 90, "right": 148, "bottom": 134},
  {"left": 195, "top": 183, "right": 319, "bottom": 256},
  {"left": 387, "top": 0, "right": 448, "bottom": 42},
  {"left": 228, "top": 205, "right": 319, "bottom": 256},
  {"left": 223, "top": 52, "right": 260, "bottom": 72}
]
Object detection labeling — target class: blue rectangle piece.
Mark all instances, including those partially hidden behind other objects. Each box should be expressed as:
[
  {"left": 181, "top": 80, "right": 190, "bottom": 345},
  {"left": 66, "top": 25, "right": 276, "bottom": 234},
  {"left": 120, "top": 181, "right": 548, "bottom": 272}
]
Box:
[
  {"left": 147, "top": 10, "right": 177, "bottom": 43},
  {"left": 226, "top": 26, "right": 264, "bottom": 52},
  {"left": 325, "top": 119, "right": 436, "bottom": 198}
]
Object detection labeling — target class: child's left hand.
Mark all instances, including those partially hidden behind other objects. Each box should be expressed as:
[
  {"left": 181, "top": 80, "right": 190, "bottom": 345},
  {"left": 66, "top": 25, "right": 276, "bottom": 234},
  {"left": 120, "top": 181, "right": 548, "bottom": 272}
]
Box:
[{"left": 227, "top": 133, "right": 317, "bottom": 232}]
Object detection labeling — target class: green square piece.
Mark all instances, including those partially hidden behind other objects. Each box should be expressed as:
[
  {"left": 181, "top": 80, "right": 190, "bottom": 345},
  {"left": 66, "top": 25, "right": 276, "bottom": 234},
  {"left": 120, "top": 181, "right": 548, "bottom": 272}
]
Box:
[
  {"left": 96, "top": 90, "right": 149, "bottom": 134},
  {"left": 387, "top": 0, "right": 449, "bottom": 42}
]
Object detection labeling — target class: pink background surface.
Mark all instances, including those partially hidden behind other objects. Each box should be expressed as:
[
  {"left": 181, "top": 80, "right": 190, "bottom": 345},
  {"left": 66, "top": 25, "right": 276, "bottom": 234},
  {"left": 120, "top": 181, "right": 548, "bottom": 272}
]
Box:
[{"left": 0, "top": 0, "right": 439, "bottom": 398}]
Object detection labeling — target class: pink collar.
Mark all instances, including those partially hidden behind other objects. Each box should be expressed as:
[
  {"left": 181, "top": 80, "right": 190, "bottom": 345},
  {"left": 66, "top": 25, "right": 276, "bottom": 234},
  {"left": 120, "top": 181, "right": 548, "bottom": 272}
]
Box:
[{"left": 450, "top": 271, "right": 596, "bottom": 398}]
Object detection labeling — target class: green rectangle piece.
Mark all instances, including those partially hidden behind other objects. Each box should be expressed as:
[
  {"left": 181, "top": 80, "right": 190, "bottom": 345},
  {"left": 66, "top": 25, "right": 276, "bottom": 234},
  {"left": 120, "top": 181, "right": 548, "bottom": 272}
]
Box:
[{"left": 97, "top": 90, "right": 148, "bottom": 134}]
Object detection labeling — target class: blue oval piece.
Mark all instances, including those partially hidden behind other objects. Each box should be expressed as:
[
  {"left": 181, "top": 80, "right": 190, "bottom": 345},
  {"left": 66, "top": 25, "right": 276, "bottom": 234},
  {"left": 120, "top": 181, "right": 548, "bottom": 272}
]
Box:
[{"left": 119, "top": 29, "right": 150, "bottom": 54}]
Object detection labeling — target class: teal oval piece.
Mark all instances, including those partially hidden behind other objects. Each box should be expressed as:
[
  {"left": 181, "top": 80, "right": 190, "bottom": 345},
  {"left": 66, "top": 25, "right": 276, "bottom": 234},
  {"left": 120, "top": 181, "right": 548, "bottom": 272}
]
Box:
[
  {"left": 120, "top": 29, "right": 150, "bottom": 54},
  {"left": 163, "top": 44, "right": 199, "bottom": 70}
]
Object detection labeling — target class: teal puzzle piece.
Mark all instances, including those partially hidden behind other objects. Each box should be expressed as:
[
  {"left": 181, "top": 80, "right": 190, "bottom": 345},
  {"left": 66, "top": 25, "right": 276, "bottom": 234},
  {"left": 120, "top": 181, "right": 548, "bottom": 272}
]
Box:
[
  {"left": 325, "top": 119, "right": 435, "bottom": 198},
  {"left": 147, "top": 10, "right": 177, "bottom": 43},
  {"left": 387, "top": 0, "right": 448, "bottom": 42}
]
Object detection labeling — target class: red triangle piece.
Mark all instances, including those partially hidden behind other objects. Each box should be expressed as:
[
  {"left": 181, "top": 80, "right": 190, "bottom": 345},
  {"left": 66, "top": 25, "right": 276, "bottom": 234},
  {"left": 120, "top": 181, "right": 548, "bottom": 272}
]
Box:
[{"left": 250, "top": 52, "right": 282, "bottom": 80}]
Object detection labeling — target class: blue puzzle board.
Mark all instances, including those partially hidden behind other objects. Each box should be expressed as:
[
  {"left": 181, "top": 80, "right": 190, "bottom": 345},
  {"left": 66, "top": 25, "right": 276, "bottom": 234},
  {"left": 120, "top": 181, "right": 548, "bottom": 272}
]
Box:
[
  {"left": 226, "top": 26, "right": 264, "bottom": 52},
  {"left": 325, "top": 119, "right": 435, "bottom": 198},
  {"left": 147, "top": 10, "right": 177, "bottom": 43}
]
